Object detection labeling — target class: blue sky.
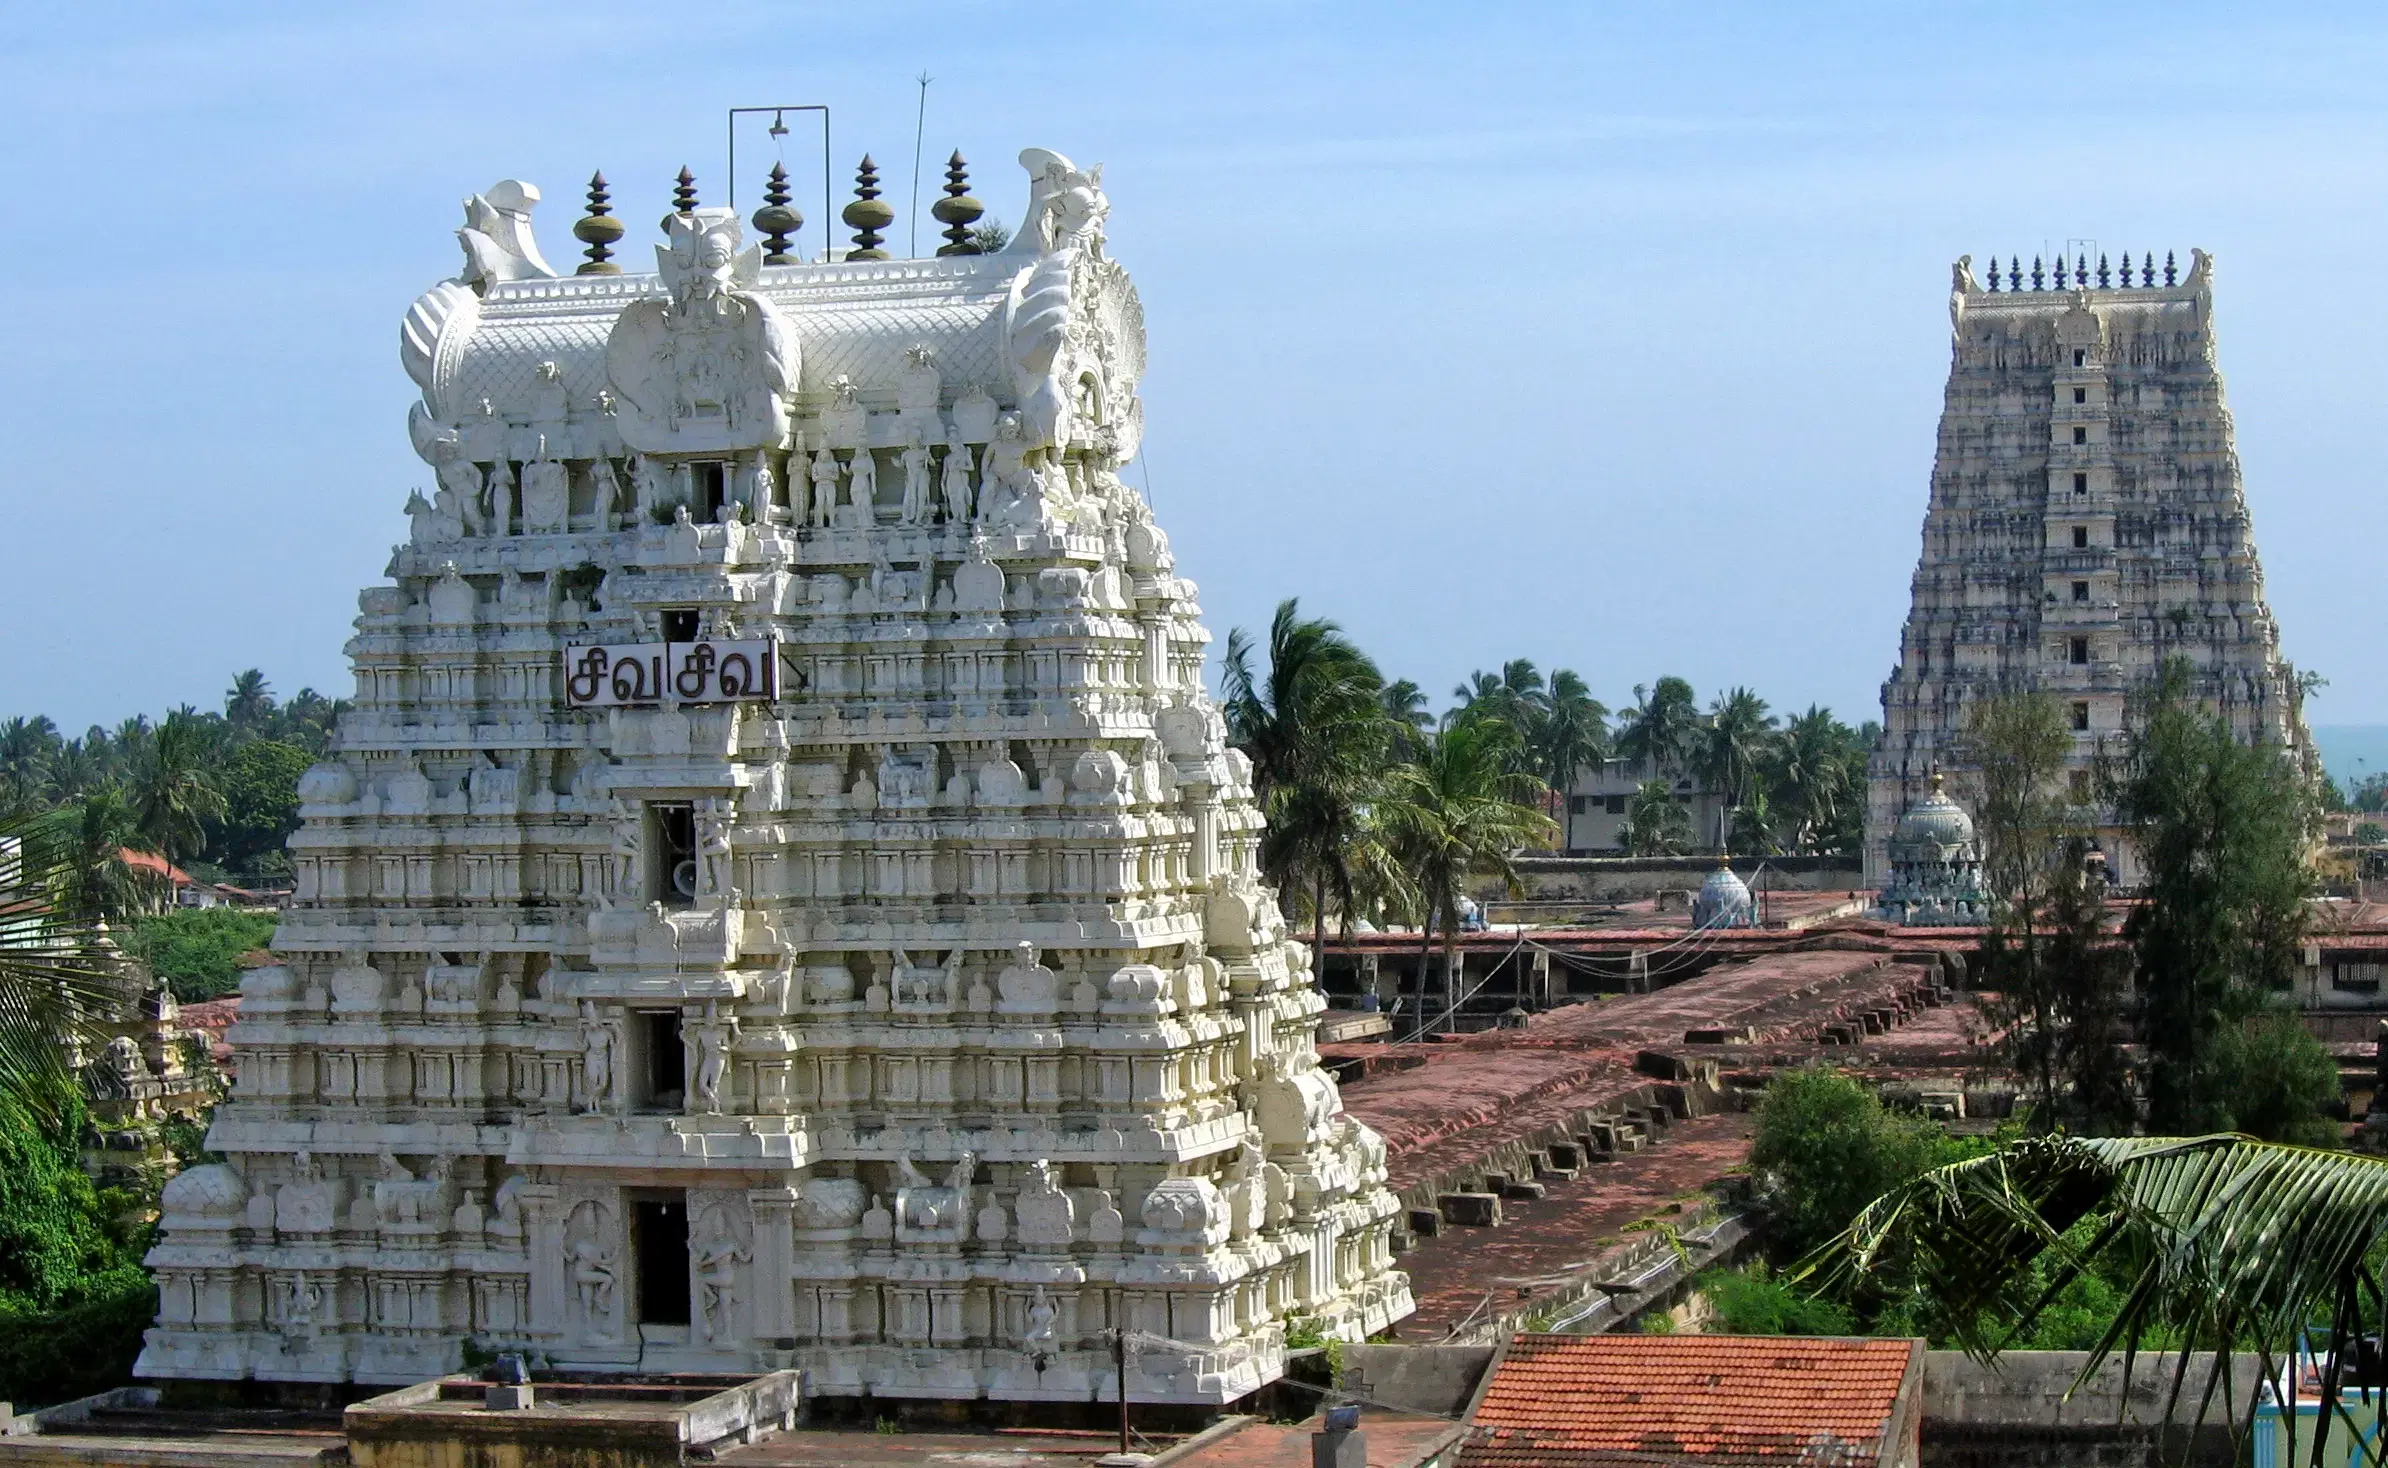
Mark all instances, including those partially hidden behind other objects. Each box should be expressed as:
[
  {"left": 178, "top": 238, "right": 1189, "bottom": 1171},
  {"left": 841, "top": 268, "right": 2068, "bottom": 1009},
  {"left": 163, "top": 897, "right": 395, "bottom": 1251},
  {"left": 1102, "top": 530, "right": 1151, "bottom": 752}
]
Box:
[{"left": 4, "top": 3, "right": 2384, "bottom": 734}]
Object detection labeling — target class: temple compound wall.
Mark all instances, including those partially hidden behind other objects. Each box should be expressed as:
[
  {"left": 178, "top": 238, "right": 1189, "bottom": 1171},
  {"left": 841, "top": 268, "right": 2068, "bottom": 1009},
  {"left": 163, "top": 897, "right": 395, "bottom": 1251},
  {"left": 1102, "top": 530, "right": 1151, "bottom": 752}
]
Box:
[
  {"left": 137, "top": 147, "right": 1411, "bottom": 1402},
  {"left": 1866, "top": 251, "right": 2310, "bottom": 886}
]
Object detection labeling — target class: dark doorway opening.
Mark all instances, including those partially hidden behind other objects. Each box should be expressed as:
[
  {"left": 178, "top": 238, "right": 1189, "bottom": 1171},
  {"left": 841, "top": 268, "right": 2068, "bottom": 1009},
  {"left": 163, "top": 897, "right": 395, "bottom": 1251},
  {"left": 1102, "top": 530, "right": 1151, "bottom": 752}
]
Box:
[
  {"left": 632, "top": 1197, "right": 690, "bottom": 1325},
  {"left": 661, "top": 608, "right": 700, "bottom": 643},
  {"left": 645, "top": 1010, "right": 685, "bottom": 1109},
  {"left": 651, "top": 802, "right": 696, "bottom": 905}
]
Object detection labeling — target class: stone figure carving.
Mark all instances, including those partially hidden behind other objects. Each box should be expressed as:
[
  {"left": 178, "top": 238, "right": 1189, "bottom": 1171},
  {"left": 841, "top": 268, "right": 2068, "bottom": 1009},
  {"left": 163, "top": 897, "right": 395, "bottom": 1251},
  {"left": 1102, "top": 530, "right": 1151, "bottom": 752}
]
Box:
[
  {"left": 952, "top": 382, "right": 1000, "bottom": 443},
  {"left": 568, "top": 1232, "right": 615, "bottom": 1329},
  {"left": 808, "top": 442, "right": 840, "bottom": 529},
  {"left": 1014, "top": 1159, "right": 1075, "bottom": 1246},
  {"left": 897, "top": 342, "right": 943, "bottom": 433},
  {"left": 893, "top": 1150, "right": 975, "bottom": 1233},
  {"left": 630, "top": 453, "right": 667, "bottom": 520},
  {"left": 1024, "top": 1285, "right": 1059, "bottom": 1346},
  {"left": 433, "top": 445, "right": 488, "bottom": 537},
  {"left": 900, "top": 428, "right": 934, "bottom": 526},
  {"left": 588, "top": 455, "right": 627, "bottom": 528},
  {"left": 604, "top": 207, "right": 797, "bottom": 454},
  {"left": 484, "top": 458, "right": 516, "bottom": 536},
  {"left": 454, "top": 179, "right": 557, "bottom": 288},
  {"left": 982, "top": 414, "right": 1036, "bottom": 524},
  {"left": 1010, "top": 150, "right": 1111, "bottom": 448},
  {"left": 845, "top": 447, "right": 878, "bottom": 523},
  {"left": 576, "top": 999, "right": 614, "bottom": 1113},
  {"left": 941, "top": 430, "right": 976, "bottom": 524},
  {"left": 997, "top": 942, "right": 1058, "bottom": 1011},
  {"left": 695, "top": 1217, "right": 748, "bottom": 1341},
  {"left": 822, "top": 373, "right": 867, "bottom": 449},
  {"left": 522, "top": 436, "right": 569, "bottom": 533},
  {"left": 688, "top": 1001, "right": 737, "bottom": 1115},
  {"left": 695, "top": 797, "right": 733, "bottom": 899},
  {"left": 605, "top": 798, "right": 640, "bottom": 907},
  {"left": 283, "top": 1271, "right": 324, "bottom": 1336}
]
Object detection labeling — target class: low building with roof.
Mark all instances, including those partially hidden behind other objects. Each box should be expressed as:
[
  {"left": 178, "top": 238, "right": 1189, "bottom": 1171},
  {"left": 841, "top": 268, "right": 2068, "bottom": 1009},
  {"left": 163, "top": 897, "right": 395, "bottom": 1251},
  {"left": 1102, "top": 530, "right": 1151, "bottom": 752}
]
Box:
[{"left": 1458, "top": 1333, "right": 1925, "bottom": 1468}]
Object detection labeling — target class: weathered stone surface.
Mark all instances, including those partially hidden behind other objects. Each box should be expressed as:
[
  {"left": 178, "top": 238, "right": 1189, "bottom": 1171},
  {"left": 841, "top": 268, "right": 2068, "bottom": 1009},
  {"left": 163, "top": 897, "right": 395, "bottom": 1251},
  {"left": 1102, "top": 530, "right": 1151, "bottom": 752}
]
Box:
[
  {"left": 137, "top": 149, "right": 1410, "bottom": 1402},
  {"left": 1867, "top": 254, "right": 2310, "bottom": 885}
]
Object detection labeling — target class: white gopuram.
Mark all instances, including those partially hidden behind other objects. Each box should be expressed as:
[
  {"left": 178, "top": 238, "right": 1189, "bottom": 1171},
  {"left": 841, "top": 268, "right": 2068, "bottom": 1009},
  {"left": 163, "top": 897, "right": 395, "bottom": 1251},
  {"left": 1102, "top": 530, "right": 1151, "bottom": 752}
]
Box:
[{"left": 138, "top": 148, "right": 1412, "bottom": 1400}]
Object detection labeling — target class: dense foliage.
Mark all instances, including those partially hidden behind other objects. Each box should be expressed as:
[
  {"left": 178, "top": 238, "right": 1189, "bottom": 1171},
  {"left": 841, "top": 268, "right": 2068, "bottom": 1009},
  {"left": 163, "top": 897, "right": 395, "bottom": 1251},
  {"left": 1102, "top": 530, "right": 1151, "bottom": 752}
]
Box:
[
  {"left": 0, "top": 1084, "right": 155, "bottom": 1408},
  {"left": 0, "top": 670, "right": 344, "bottom": 897},
  {"left": 129, "top": 907, "right": 281, "bottom": 1003}
]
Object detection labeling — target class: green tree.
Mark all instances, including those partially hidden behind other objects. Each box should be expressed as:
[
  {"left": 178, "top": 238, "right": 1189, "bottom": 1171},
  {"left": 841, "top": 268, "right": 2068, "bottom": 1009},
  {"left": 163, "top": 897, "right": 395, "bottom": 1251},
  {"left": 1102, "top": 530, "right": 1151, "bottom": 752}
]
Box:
[
  {"left": 129, "top": 907, "right": 281, "bottom": 1002},
  {"left": 53, "top": 788, "right": 154, "bottom": 925},
  {"left": 1616, "top": 677, "right": 1700, "bottom": 775},
  {"left": 1695, "top": 687, "right": 1776, "bottom": 846},
  {"left": 0, "top": 716, "right": 60, "bottom": 815},
  {"left": 1749, "top": 1067, "right": 1958, "bottom": 1261},
  {"left": 1534, "top": 669, "right": 1609, "bottom": 815},
  {"left": 129, "top": 712, "right": 226, "bottom": 869},
  {"left": 1380, "top": 680, "right": 1432, "bottom": 761},
  {"left": 214, "top": 739, "right": 311, "bottom": 877},
  {"left": 1381, "top": 717, "right": 1553, "bottom": 1033},
  {"left": 1766, "top": 706, "right": 1851, "bottom": 854},
  {"left": 1618, "top": 777, "right": 1692, "bottom": 856},
  {"left": 2111, "top": 661, "right": 2314, "bottom": 1134},
  {"left": 1955, "top": 692, "right": 2078, "bottom": 1125},
  {"left": 224, "top": 669, "right": 275, "bottom": 730},
  {"left": 1222, "top": 600, "right": 1386, "bottom": 966}
]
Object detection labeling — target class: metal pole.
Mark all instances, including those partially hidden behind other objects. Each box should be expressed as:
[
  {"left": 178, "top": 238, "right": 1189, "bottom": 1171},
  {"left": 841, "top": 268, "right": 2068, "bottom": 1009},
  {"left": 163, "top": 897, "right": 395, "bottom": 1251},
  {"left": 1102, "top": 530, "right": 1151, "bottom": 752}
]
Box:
[
  {"left": 726, "top": 106, "right": 833, "bottom": 258},
  {"left": 1114, "top": 1323, "right": 1128, "bottom": 1454}
]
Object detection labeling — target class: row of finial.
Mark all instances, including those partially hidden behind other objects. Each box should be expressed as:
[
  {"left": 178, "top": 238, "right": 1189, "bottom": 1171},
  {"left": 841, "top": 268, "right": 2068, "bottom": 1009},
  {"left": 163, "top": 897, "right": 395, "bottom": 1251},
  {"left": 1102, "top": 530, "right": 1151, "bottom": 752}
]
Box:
[
  {"left": 1983, "top": 251, "right": 2177, "bottom": 293},
  {"left": 566, "top": 155, "right": 991, "bottom": 275}
]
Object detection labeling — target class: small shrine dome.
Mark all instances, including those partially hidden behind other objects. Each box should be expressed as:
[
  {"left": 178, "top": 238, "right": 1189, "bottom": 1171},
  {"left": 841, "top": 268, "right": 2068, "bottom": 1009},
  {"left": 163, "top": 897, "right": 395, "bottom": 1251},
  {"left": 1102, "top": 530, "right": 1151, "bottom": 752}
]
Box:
[
  {"left": 1878, "top": 773, "right": 1988, "bottom": 926},
  {"left": 1692, "top": 858, "right": 1754, "bottom": 930},
  {"left": 1890, "top": 774, "right": 1977, "bottom": 856}
]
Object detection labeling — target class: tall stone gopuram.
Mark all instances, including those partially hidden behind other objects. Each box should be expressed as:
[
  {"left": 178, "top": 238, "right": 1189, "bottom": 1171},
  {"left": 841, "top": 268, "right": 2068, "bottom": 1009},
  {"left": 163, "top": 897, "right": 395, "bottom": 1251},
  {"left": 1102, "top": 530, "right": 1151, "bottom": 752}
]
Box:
[
  {"left": 138, "top": 148, "right": 1411, "bottom": 1400},
  {"left": 1867, "top": 250, "right": 2310, "bottom": 885}
]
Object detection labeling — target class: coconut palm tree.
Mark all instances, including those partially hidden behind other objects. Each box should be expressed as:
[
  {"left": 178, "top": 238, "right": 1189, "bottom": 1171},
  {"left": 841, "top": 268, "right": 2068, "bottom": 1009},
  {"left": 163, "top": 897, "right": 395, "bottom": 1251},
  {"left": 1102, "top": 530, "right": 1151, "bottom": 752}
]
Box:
[
  {"left": 1695, "top": 687, "right": 1776, "bottom": 847},
  {"left": 54, "top": 787, "right": 155, "bottom": 923},
  {"left": 225, "top": 668, "right": 276, "bottom": 729},
  {"left": 1768, "top": 706, "right": 1851, "bottom": 853},
  {"left": 1381, "top": 680, "right": 1433, "bottom": 761},
  {"left": 1382, "top": 718, "right": 1553, "bottom": 1033},
  {"left": 1222, "top": 599, "right": 1386, "bottom": 967},
  {"left": 1618, "top": 777, "right": 1694, "bottom": 856},
  {"left": 0, "top": 716, "right": 60, "bottom": 815},
  {"left": 1616, "top": 677, "right": 1701, "bottom": 775},
  {"left": 0, "top": 808, "right": 122, "bottom": 1097},
  {"left": 1802, "top": 1133, "right": 2388, "bottom": 1451},
  {"left": 130, "top": 711, "right": 226, "bottom": 868},
  {"left": 1535, "top": 669, "right": 1609, "bottom": 813}
]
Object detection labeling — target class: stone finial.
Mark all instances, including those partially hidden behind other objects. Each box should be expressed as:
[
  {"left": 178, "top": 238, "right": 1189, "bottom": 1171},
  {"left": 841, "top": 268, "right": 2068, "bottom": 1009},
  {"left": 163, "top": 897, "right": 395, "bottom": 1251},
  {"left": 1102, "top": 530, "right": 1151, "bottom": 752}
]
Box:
[
  {"left": 753, "top": 162, "right": 804, "bottom": 265},
  {"left": 843, "top": 155, "right": 894, "bottom": 260},
  {"left": 2075, "top": 254, "right": 2088, "bottom": 288},
  {"left": 1984, "top": 255, "right": 2000, "bottom": 292},
  {"left": 2053, "top": 255, "right": 2067, "bottom": 289},
  {"left": 2142, "top": 252, "right": 2155, "bottom": 287},
  {"left": 2096, "top": 253, "right": 2110, "bottom": 288},
  {"left": 673, "top": 166, "right": 699, "bottom": 216},
  {"left": 2031, "top": 256, "right": 2044, "bottom": 291},
  {"left": 572, "top": 172, "right": 623, "bottom": 276},
  {"left": 2008, "top": 259, "right": 2022, "bottom": 291},
  {"left": 932, "top": 151, "right": 985, "bottom": 256},
  {"left": 2164, "top": 250, "right": 2177, "bottom": 286}
]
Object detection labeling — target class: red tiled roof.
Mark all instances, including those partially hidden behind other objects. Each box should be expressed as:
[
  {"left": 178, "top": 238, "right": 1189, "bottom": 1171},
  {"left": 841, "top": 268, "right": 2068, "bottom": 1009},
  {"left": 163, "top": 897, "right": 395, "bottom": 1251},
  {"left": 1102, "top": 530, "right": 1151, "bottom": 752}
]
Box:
[
  {"left": 1465, "top": 1335, "right": 1918, "bottom": 1468},
  {"left": 121, "top": 848, "right": 193, "bottom": 885}
]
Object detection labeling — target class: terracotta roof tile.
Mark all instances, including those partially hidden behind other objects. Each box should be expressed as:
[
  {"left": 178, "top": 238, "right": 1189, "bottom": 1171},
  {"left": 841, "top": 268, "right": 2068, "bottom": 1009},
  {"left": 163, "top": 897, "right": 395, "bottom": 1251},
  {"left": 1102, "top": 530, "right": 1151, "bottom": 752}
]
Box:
[{"left": 1464, "top": 1335, "right": 1917, "bottom": 1468}]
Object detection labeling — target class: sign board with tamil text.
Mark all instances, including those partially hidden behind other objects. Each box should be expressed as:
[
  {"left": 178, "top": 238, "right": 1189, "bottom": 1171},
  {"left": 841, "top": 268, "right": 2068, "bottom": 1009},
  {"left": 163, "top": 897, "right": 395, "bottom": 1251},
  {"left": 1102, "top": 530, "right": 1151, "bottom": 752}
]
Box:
[{"left": 563, "top": 640, "right": 780, "bottom": 708}]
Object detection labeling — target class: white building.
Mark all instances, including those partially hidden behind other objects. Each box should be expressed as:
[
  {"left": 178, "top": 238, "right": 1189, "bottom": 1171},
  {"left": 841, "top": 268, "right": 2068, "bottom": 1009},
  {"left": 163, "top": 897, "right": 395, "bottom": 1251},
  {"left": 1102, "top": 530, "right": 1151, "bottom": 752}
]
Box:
[{"left": 138, "top": 148, "right": 1410, "bottom": 1402}]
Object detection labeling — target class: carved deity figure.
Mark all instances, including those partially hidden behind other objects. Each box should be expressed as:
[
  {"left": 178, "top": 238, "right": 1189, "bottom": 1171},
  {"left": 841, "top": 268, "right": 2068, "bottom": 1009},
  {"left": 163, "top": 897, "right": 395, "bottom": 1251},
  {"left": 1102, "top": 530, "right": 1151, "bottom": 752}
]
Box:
[
  {"left": 605, "top": 798, "right": 640, "bottom": 907},
  {"left": 688, "top": 1002, "right": 737, "bottom": 1115},
  {"left": 747, "top": 447, "right": 778, "bottom": 520},
  {"left": 695, "top": 797, "right": 733, "bottom": 899},
  {"left": 588, "top": 455, "right": 627, "bottom": 529},
  {"left": 568, "top": 1233, "right": 615, "bottom": 1326},
  {"left": 1024, "top": 1285, "right": 1060, "bottom": 1350},
  {"left": 434, "top": 448, "right": 488, "bottom": 537},
  {"left": 998, "top": 941, "right": 1058, "bottom": 1010},
  {"left": 576, "top": 999, "right": 614, "bottom": 1113},
  {"left": 604, "top": 207, "right": 797, "bottom": 454},
  {"left": 1014, "top": 1159, "right": 1076, "bottom": 1246},
  {"left": 900, "top": 428, "right": 934, "bottom": 525},
  {"left": 485, "top": 457, "right": 517, "bottom": 536},
  {"left": 845, "top": 447, "right": 878, "bottom": 521},
  {"left": 284, "top": 1271, "right": 323, "bottom": 1336},
  {"left": 695, "top": 1219, "right": 748, "bottom": 1341},
  {"left": 808, "top": 442, "right": 840, "bottom": 529},
  {"left": 941, "top": 430, "right": 976, "bottom": 525},
  {"left": 522, "top": 436, "right": 570, "bottom": 533}
]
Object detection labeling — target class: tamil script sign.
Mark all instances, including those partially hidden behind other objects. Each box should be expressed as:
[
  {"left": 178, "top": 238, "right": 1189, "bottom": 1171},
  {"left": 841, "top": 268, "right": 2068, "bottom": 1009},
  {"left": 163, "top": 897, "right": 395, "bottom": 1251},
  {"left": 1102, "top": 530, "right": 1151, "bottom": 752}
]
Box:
[{"left": 563, "top": 640, "right": 781, "bottom": 708}]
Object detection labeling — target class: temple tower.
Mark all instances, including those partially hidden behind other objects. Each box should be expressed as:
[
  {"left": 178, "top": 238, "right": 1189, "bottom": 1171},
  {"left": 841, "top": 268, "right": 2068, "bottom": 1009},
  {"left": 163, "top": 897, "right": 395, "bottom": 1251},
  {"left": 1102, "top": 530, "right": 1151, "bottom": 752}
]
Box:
[
  {"left": 139, "top": 148, "right": 1411, "bottom": 1400},
  {"left": 1866, "top": 250, "right": 2310, "bottom": 885}
]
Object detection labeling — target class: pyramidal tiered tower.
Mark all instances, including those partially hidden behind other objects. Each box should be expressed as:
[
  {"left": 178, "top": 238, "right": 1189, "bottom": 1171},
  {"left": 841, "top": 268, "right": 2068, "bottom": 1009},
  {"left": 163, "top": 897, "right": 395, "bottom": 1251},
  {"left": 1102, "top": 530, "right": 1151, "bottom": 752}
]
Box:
[
  {"left": 1867, "top": 250, "right": 2309, "bottom": 884},
  {"left": 138, "top": 148, "right": 1411, "bottom": 1400}
]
